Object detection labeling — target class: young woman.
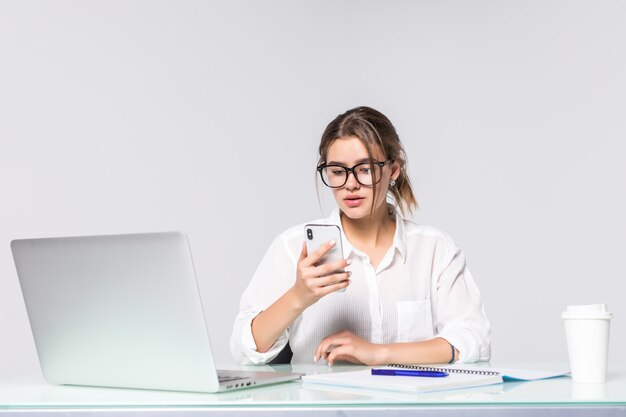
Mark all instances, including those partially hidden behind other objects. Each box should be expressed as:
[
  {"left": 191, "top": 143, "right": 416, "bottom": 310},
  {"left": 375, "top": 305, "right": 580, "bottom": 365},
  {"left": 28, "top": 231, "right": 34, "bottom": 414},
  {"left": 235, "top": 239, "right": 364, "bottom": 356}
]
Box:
[{"left": 231, "top": 106, "right": 490, "bottom": 366}]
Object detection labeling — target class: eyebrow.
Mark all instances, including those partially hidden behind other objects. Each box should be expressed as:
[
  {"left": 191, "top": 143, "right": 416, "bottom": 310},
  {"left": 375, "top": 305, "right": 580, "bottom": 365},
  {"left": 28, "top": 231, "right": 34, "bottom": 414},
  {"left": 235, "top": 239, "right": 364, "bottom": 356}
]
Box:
[{"left": 326, "top": 158, "right": 373, "bottom": 166}]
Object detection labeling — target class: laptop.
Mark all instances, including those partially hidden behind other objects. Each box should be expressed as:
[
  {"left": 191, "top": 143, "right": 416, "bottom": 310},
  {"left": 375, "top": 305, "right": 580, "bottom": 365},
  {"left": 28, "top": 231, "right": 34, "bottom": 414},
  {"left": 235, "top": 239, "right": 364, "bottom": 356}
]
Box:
[{"left": 11, "top": 232, "right": 302, "bottom": 393}]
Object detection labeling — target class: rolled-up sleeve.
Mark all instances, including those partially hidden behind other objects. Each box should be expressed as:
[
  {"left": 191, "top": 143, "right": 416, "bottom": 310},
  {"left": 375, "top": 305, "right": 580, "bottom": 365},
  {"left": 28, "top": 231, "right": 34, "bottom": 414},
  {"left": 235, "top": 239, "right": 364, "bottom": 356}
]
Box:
[
  {"left": 230, "top": 235, "right": 296, "bottom": 364},
  {"left": 432, "top": 241, "right": 491, "bottom": 363}
]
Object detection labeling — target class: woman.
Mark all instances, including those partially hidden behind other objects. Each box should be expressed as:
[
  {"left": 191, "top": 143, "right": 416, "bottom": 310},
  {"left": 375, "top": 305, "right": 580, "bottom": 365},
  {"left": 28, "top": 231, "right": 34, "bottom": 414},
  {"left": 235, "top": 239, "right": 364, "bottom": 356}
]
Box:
[{"left": 231, "top": 106, "right": 490, "bottom": 366}]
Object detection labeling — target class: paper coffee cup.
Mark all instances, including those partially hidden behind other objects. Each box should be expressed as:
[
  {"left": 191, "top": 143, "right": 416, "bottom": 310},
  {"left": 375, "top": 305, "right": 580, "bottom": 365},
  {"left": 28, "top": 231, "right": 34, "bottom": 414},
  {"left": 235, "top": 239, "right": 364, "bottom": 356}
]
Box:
[
  {"left": 562, "top": 304, "right": 612, "bottom": 383},
  {"left": 572, "top": 381, "right": 607, "bottom": 400}
]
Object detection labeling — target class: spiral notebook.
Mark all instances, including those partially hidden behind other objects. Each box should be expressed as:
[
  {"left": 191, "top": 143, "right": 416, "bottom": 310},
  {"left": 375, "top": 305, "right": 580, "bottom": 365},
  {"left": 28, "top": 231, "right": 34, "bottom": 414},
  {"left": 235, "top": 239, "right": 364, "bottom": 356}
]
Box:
[{"left": 302, "top": 364, "right": 568, "bottom": 393}]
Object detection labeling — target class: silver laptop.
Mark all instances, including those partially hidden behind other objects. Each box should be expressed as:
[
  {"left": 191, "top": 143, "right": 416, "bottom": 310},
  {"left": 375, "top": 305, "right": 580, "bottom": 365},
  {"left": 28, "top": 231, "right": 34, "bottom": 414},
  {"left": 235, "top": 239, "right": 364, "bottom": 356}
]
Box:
[{"left": 11, "top": 232, "right": 302, "bottom": 393}]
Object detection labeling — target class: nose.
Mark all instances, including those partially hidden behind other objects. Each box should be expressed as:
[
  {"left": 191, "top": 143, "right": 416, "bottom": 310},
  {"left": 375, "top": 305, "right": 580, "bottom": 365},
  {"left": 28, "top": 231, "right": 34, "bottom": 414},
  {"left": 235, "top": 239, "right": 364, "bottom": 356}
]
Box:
[{"left": 344, "top": 170, "right": 360, "bottom": 190}]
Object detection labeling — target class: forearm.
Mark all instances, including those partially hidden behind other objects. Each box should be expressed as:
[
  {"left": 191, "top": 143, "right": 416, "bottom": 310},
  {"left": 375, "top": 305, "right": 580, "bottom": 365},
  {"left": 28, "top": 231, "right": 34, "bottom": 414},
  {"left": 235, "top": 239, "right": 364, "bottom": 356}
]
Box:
[
  {"left": 378, "top": 337, "right": 459, "bottom": 365},
  {"left": 251, "top": 288, "right": 305, "bottom": 353}
]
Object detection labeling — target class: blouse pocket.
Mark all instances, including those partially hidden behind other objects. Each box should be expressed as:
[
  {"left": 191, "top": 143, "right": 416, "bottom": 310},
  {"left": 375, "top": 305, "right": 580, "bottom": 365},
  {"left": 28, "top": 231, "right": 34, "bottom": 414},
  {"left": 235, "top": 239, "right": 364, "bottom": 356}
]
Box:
[{"left": 396, "top": 300, "right": 434, "bottom": 342}]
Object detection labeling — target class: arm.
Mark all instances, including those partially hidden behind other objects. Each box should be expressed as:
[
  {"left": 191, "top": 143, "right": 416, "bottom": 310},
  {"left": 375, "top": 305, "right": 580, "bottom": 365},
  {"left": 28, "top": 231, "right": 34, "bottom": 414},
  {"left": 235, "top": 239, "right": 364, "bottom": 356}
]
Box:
[
  {"left": 378, "top": 337, "right": 459, "bottom": 364},
  {"left": 315, "top": 239, "right": 489, "bottom": 366},
  {"left": 432, "top": 245, "right": 491, "bottom": 363},
  {"left": 230, "top": 235, "right": 297, "bottom": 364},
  {"left": 252, "top": 241, "right": 351, "bottom": 353},
  {"left": 315, "top": 332, "right": 458, "bottom": 366},
  {"left": 250, "top": 288, "right": 305, "bottom": 353}
]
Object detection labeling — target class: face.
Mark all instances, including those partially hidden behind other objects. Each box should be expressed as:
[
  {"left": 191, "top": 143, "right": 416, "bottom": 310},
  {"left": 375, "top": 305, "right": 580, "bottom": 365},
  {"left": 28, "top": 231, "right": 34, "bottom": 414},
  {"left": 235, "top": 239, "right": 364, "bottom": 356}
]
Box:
[{"left": 324, "top": 136, "right": 399, "bottom": 220}]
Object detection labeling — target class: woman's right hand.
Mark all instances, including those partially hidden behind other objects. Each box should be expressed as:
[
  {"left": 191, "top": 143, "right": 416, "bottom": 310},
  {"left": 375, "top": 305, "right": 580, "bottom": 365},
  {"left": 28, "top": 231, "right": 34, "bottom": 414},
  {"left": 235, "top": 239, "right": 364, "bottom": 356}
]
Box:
[{"left": 291, "top": 240, "right": 351, "bottom": 309}]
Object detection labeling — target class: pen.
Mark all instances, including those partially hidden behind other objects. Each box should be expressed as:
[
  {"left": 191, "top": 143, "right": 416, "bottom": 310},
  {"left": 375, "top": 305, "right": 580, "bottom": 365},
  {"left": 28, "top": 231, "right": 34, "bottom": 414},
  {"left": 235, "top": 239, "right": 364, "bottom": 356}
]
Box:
[{"left": 371, "top": 369, "right": 449, "bottom": 377}]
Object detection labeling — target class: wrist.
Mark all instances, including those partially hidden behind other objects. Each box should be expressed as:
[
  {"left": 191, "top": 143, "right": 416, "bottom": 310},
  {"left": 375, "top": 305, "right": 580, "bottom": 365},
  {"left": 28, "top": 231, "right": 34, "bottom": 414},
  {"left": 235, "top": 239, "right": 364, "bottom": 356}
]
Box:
[
  {"left": 376, "top": 344, "right": 392, "bottom": 365},
  {"left": 286, "top": 287, "right": 309, "bottom": 314}
]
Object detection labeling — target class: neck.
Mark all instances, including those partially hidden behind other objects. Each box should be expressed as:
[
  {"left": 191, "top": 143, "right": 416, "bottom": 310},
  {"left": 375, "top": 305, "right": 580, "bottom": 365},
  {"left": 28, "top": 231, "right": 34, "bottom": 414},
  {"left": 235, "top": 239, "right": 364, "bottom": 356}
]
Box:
[{"left": 340, "top": 204, "right": 395, "bottom": 249}]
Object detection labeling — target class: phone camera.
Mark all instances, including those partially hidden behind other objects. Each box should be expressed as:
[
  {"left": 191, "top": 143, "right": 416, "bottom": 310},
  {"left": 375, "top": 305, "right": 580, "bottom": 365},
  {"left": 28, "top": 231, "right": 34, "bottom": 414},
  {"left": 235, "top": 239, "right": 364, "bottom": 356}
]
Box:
[{"left": 306, "top": 229, "right": 313, "bottom": 240}]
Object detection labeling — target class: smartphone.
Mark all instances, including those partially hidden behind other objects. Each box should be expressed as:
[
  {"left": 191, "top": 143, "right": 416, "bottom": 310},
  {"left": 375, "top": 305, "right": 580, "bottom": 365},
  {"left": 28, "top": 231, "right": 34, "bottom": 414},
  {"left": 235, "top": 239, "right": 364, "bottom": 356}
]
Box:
[{"left": 304, "top": 224, "right": 347, "bottom": 292}]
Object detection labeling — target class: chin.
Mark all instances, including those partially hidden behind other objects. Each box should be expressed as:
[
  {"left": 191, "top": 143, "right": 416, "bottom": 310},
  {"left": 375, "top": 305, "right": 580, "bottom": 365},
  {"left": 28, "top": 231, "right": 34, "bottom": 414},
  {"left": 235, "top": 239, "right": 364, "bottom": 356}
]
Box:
[
  {"left": 340, "top": 199, "right": 390, "bottom": 220},
  {"left": 340, "top": 205, "right": 371, "bottom": 219}
]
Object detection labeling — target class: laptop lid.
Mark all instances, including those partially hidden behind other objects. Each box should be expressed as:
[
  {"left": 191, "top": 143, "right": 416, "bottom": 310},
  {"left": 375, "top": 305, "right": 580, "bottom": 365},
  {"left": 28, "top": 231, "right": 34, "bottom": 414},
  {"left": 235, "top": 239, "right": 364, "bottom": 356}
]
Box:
[{"left": 11, "top": 232, "right": 300, "bottom": 393}]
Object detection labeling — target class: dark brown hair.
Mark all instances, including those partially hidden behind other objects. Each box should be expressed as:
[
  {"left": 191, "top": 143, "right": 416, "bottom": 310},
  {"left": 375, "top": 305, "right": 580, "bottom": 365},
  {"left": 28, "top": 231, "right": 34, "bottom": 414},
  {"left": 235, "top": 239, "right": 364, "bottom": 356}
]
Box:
[{"left": 318, "top": 106, "right": 417, "bottom": 215}]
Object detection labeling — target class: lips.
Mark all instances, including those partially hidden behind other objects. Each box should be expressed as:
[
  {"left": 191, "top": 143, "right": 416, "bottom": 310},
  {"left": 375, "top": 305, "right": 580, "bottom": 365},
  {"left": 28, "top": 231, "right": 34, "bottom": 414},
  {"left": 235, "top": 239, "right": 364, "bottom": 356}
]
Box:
[{"left": 344, "top": 195, "right": 364, "bottom": 208}]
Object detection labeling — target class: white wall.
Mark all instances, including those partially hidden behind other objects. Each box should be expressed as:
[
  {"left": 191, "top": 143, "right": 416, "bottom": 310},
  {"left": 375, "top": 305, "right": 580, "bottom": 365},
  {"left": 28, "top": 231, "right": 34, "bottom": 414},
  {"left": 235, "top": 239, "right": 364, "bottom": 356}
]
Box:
[{"left": 1, "top": 0, "right": 624, "bottom": 379}]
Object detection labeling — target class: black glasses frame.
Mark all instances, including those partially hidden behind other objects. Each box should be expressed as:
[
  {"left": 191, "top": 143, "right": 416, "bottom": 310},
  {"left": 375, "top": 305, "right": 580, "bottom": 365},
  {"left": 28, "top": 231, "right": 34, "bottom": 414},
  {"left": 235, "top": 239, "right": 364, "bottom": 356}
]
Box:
[{"left": 317, "top": 158, "right": 392, "bottom": 188}]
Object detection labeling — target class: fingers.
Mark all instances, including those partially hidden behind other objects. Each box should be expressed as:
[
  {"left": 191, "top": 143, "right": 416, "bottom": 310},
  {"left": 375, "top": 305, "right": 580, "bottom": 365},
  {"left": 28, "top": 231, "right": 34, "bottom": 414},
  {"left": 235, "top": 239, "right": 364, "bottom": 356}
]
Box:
[
  {"left": 315, "top": 258, "right": 351, "bottom": 277},
  {"left": 295, "top": 240, "right": 352, "bottom": 307},
  {"left": 313, "top": 331, "right": 379, "bottom": 366},
  {"left": 314, "top": 336, "right": 332, "bottom": 362},
  {"left": 309, "top": 273, "right": 351, "bottom": 292},
  {"left": 302, "top": 239, "right": 337, "bottom": 267},
  {"left": 297, "top": 240, "right": 351, "bottom": 284},
  {"left": 325, "top": 346, "right": 362, "bottom": 366},
  {"left": 315, "top": 271, "right": 351, "bottom": 289},
  {"left": 301, "top": 275, "right": 350, "bottom": 302},
  {"left": 315, "top": 339, "right": 349, "bottom": 363},
  {"left": 314, "top": 332, "right": 352, "bottom": 362},
  {"left": 298, "top": 241, "right": 307, "bottom": 263}
]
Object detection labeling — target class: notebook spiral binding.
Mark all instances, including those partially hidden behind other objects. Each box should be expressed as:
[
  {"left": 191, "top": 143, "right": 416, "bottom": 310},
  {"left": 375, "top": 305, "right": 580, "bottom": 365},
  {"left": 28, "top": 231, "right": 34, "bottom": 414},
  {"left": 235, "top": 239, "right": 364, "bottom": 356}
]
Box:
[{"left": 389, "top": 364, "right": 499, "bottom": 376}]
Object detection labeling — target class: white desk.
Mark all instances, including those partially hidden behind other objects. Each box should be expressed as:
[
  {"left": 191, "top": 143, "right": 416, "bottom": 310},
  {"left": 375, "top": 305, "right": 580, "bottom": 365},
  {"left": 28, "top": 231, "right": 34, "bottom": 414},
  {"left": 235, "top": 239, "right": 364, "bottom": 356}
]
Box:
[{"left": 1, "top": 362, "right": 625, "bottom": 416}]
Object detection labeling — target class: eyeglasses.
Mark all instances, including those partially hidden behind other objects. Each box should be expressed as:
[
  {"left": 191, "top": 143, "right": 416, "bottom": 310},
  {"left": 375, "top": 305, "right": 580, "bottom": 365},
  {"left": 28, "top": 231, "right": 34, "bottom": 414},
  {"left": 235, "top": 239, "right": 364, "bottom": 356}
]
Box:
[{"left": 317, "top": 158, "right": 392, "bottom": 188}]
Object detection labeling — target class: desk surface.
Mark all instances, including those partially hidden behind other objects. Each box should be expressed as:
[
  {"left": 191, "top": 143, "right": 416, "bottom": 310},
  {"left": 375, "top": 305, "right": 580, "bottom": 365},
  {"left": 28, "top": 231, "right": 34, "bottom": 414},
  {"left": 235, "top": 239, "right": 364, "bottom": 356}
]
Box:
[{"left": 1, "top": 362, "right": 625, "bottom": 416}]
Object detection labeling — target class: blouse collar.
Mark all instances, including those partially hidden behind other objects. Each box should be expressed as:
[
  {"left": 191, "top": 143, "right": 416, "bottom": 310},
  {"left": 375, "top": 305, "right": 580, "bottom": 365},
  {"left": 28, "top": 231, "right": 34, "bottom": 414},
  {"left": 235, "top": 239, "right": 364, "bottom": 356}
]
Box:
[{"left": 327, "top": 204, "right": 407, "bottom": 265}]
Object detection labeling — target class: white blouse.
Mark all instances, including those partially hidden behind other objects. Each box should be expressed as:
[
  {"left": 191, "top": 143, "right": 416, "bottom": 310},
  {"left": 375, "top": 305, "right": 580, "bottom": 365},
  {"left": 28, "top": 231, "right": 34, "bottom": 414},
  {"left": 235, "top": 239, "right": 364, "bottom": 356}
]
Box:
[{"left": 230, "top": 207, "right": 491, "bottom": 364}]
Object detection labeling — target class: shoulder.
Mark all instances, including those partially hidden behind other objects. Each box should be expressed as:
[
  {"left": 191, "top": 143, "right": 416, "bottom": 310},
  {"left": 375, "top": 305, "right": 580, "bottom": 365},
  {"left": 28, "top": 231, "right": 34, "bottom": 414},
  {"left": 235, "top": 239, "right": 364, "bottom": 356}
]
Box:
[
  {"left": 268, "top": 214, "right": 329, "bottom": 253},
  {"left": 274, "top": 216, "right": 325, "bottom": 243},
  {"left": 400, "top": 218, "right": 465, "bottom": 270},
  {"left": 401, "top": 217, "right": 459, "bottom": 251}
]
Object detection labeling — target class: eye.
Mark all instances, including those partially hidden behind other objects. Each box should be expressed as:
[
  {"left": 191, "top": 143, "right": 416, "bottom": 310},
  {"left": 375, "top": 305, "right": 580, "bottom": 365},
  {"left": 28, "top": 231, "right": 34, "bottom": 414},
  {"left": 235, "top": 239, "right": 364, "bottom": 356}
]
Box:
[
  {"left": 357, "top": 166, "right": 371, "bottom": 175},
  {"left": 330, "top": 168, "right": 346, "bottom": 176}
]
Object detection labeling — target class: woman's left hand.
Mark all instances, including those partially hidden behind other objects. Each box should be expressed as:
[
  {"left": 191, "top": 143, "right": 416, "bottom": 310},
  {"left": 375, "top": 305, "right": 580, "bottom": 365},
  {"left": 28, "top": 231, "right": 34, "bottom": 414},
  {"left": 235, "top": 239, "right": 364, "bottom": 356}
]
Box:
[{"left": 314, "top": 330, "right": 386, "bottom": 366}]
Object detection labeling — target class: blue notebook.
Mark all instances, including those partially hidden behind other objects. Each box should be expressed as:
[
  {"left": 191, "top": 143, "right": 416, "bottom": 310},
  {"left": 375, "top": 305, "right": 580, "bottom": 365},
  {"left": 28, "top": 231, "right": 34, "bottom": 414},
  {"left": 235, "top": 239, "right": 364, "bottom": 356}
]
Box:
[
  {"left": 389, "top": 364, "right": 570, "bottom": 382},
  {"left": 302, "top": 364, "right": 568, "bottom": 393}
]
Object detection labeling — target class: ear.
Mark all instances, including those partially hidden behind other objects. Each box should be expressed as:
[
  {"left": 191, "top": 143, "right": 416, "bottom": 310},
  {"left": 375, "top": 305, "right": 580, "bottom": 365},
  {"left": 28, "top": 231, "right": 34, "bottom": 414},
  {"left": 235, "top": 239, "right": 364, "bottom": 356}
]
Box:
[{"left": 390, "top": 160, "right": 401, "bottom": 181}]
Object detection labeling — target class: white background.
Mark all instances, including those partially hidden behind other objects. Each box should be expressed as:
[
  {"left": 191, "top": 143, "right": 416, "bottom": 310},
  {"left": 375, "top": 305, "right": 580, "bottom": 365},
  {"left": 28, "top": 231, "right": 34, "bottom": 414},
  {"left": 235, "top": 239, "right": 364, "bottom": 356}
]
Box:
[{"left": 1, "top": 0, "right": 624, "bottom": 379}]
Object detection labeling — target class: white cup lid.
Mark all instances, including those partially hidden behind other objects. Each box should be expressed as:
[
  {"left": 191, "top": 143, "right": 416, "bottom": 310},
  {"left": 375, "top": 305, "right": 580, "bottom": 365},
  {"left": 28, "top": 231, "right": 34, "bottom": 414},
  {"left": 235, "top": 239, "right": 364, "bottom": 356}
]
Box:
[{"left": 562, "top": 303, "right": 612, "bottom": 319}]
